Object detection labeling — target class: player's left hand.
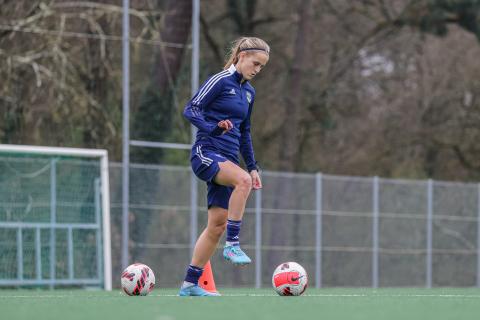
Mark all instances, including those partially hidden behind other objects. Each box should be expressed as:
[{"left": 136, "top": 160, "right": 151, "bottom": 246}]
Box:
[{"left": 250, "top": 170, "right": 262, "bottom": 190}]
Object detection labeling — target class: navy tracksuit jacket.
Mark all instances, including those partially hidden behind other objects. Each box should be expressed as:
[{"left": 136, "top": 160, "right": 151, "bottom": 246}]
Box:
[{"left": 183, "top": 64, "right": 258, "bottom": 172}]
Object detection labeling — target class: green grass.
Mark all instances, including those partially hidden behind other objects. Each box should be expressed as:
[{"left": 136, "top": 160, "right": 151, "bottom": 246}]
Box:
[{"left": 2, "top": 288, "right": 480, "bottom": 320}]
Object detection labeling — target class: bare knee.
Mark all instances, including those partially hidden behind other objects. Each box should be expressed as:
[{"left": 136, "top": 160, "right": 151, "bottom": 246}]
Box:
[
  {"left": 235, "top": 174, "right": 252, "bottom": 194},
  {"left": 207, "top": 221, "right": 227, "bottom": 239}
]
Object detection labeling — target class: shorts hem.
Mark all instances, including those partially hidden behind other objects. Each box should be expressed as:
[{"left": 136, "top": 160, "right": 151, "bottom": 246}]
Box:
[
  {"left": 205, "top": 164, "right": 221, "bottom": 183},
  {"left": 207, "top": 202, "right": 229, "bottom": 210}
]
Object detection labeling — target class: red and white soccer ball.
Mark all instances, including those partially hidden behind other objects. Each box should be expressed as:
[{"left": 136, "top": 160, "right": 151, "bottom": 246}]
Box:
[
  {"left": 272, "top": 262, "right": 308, "bottom": 296},
  {"left": 121, "top": 263, "right": 155, "bottom": 296}
]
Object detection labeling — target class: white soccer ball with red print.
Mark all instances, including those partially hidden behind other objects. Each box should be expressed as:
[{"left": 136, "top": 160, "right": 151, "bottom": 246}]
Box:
[
  {"left": 121, "top": 263, "right": 155, "bottom": 296},
  {"left": 272, "top": 262, "right": 308, "bottom": 296}
]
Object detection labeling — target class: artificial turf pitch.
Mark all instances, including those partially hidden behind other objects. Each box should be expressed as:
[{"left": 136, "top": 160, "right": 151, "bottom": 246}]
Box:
[{"left": 1, "top": 288, "right": 480, "bottom": 320}]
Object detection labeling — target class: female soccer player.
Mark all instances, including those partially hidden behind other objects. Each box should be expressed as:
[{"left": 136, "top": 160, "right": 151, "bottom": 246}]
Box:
[{"left": 179, "top": 37, "right": 270, "bottom": 296}]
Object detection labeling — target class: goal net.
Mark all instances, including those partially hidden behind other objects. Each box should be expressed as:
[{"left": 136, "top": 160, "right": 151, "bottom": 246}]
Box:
[{"left": 0, "top": 144, "right": 111, "bottom": 290}]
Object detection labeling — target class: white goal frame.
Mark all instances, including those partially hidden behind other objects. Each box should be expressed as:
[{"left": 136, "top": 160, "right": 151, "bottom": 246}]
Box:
[{"left": 0, "top": 144, "right": 112, "bottom": 290}]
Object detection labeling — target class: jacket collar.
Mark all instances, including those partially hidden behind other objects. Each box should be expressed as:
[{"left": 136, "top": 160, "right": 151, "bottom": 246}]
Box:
[{"left": 228, "top": 64, "right": 245, "bottom": 83}]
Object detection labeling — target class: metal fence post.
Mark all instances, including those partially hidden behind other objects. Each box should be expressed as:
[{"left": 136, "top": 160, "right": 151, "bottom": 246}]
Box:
[
  {"left": 315, "top": 173, "right": 322, "bottom": 288},
  {"left": 255, "top": 188, "right": 262, "bottom": 288},
  {"left": 477, "top": 184, "right": 480, "bottom": 287},
  {"left": 372, "top": 176, "right": 379, "bottom": 288},
  {"left": 426, "top": 179, "right": 433, "bottom": 288},
  {"left": 50, "top": 158, "right": 57, "bottom": 288},
  {"left": 67, "top": 227, "right": 74, "bottom": 280},
  {"left": 121, "top": 0, "right": 130, "bottom": 271},
  {"left": 17, "top": 228, "right": 23, "bottom": 281},
  {"left": 190, "top": 174, "right": 198, "bottom": 258},
  {"left": 35, "top": 227, "right": 41, "bottom": 281},
  {"left": 189, "top": 0, "right": 200, "bottom": 259}
]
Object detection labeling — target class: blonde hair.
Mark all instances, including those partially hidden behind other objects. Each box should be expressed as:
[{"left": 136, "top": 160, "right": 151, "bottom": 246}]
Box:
[{"left": 224, "top": 37, "right": 270, "bottom": 69}]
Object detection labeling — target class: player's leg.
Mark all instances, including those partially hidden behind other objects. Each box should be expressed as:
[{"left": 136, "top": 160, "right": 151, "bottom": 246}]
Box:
[
  {"left": 191, "top": 206, "right": 227, "bottom": 266},
  {"left": 214, "top": 161, "right": 253, "bottom": 265},
  {"left": 215, "top": 161, "right": 252, "bottom": 220},
  {"left": 179, "top": 206, "right": 226, "bottom": 297}
]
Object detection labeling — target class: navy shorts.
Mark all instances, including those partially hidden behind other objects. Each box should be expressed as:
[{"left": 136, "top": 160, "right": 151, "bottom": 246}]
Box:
[{"left": 190, "top": 143, "right": 235, "bottom": 210}]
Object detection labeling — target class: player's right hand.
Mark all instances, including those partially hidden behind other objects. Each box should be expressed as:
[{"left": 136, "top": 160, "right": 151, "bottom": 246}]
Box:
[{"left": 218, "top": 119, "right": 234, "bottom": 134}]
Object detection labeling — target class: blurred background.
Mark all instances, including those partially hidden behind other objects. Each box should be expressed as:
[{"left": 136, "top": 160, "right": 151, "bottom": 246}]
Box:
[
  {"left": 2, "top": 0, "right": 480, "bottom": 289},
  {"left": 3, "top": 0, "right": 480, "bottom": 179}
]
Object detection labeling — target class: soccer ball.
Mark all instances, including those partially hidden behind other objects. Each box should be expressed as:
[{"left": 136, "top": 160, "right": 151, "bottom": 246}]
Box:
[
  {"left": 121, "top": 263, "right": 155, "bottom": 296},
  {"left": 272, "top": 262, "right": 308, "bottom": 296}
]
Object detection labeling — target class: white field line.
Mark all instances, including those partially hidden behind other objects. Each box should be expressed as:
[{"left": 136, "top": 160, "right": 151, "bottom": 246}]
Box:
[{"left": 2, "top": 293, "right": 480, "bottom": 299}]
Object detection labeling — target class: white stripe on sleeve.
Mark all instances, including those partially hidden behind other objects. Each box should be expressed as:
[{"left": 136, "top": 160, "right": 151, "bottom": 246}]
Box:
[{"left": 192, "top": 71, "right": 230, "bottom": 105}]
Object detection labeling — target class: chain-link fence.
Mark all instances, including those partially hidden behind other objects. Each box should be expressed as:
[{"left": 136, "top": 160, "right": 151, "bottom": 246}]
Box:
[{"left": 109, "top": 163, "right": 480, "bottom": 288}]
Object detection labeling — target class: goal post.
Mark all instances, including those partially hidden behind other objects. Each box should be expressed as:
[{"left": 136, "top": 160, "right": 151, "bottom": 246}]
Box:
[{"left": 0, "top": 144, "right": 112, "bottom": 290}]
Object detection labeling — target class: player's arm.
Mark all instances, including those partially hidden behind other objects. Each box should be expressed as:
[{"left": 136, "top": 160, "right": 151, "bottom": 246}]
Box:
[
  {"left": 239, "top": 101, "right": 257, "bottom": 171},
  {"left": 240, "top": 98, "right": 262, "bottom": 189},
  {"left": 183, "top": 76, "right": 228, "bottom": 136}
]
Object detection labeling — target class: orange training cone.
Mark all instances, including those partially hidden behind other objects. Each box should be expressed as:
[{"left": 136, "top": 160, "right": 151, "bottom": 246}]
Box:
[{"left": 199, "top": 260, "right": 218, "bottom": 293}]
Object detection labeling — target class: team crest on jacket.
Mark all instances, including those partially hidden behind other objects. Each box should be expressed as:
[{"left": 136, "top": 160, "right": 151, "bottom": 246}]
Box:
[{"left": 246, "top": 91, "right": 252, "bottom": 103}]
